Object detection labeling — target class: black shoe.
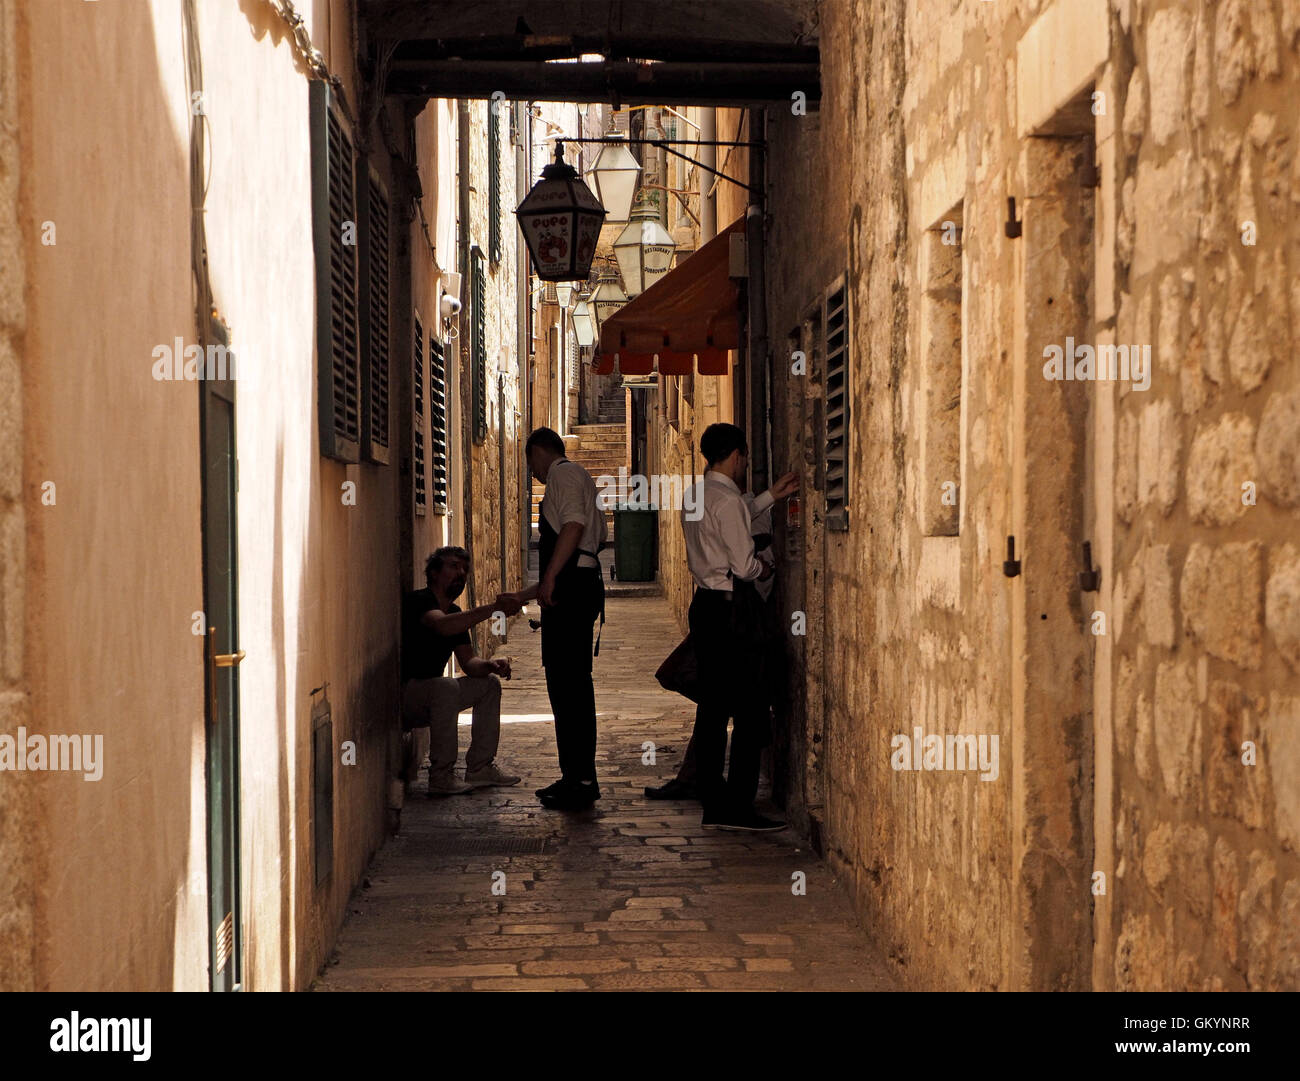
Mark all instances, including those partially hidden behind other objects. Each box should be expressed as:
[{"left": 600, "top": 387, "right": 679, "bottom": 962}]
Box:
[
  {"left": 704, "top": 809, "right": 787, "bottom": 833},
  {"left": 534, "top": 779, "right": 567, "bottom": 800},
  {"left": 540, "top": 779, "right": 601, "bottom": 811},
  {"left": 644, "top": 777, "right": 698, "bottom": 801}
]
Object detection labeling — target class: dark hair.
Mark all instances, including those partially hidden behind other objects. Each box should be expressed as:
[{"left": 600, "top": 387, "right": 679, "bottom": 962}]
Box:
[
  {"left": 425, "top": 546, "right": 470, "bottom": 587},
  {"left": 699, "top": 422, "right": 748, "bottom": 466},
  {"left": 525, "top": 426, "right": 566, "bottom": 456}
]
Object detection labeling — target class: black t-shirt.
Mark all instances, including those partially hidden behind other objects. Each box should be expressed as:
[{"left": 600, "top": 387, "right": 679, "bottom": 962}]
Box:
[{"left": 402, "top": 589, "right": 470, "bottom": 681}]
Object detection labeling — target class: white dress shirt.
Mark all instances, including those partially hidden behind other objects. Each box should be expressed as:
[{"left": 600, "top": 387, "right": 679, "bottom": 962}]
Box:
[
  {"left": 541, "top": 458, "right": 607, "bottom": 568},
  {"left": 682, "top": 471, "right": 767, "bottom": 592},
  {"left": 744, "top": 491, "right": 777, "bottom": 602}
]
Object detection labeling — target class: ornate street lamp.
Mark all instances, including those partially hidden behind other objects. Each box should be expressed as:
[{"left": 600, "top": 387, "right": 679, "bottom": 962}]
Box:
[
  {"left": 572, "top": 297, "right": 596, "bottom": 347},
  {"left": 589, "top": 269, "right": 629, "bottom": 336},
  {"left": 612, "top": 194, "right": 676, "bottom": 296},
  {"left": 515, "top": 143, "right": 606, "bottom": 281},
  {"left": 587, "top": 134, "right": 641, "bottom": 224},
  {"left": 555, "top": 281, "right": 576, "bottom": 308}
]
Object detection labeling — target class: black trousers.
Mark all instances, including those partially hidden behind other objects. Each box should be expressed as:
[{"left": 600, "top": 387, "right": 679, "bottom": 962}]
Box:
[
  {"left": 541, "top": 566, "right": 603, "bottom": 783},
  {"left": 688, "top": 588, "right": 767, "bottom": 814}
]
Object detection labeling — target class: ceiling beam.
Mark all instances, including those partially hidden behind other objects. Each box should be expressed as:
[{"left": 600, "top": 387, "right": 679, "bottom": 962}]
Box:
[
  {"left": 390, "top": 35, "right": 820, "bottom": 65},
  {"left": 382, "top": 59, "right": 820, "bottom": 106}
]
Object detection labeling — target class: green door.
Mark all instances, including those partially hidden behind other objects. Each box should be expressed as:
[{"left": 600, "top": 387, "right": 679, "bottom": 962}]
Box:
[{"left": 201, "top": 320, "right": 243, "bottom": 991}]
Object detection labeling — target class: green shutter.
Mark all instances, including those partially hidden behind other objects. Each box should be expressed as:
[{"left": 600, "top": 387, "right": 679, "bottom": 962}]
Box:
[
  {"left": 360, "top": 166, "right": 391, "bottom": 464},
  {"left": 489, "top": 110, "right": 501, "bottom": 264},
  {"left": 310, "top": 80, "right": 360, "bottom": 463},
  {"left": 413, "top": 314, "right": 426, "bottom": 516},
  {"left": 824, "top": 278, "right": 850, "bottom": 531},
  {"left": 428, "top": 333, "right": 449, "bottom": 513},
  {"left": 472, "top": 251, "right": 487, "bottom": 444}
]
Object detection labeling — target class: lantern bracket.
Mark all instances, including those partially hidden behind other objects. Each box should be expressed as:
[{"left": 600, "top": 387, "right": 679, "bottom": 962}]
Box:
[{"left": 556, "top": 137, "right": 762, "bottom": 195}]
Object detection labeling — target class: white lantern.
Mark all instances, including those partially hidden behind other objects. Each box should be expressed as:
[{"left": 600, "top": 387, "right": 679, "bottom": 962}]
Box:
[
  {"left": 573, "top": 298, "right": 596, "bottom": 347},
  {"left": 590, "top": 271, "right": 629, "bottom": 335},
  {"left": 587, "top": 135, "right": 641, "bottom": 224},
  {"left": 555, "top": 281, "right": 575, "bottom": 308},
  {"left": 613, "top": 196, "right": 676, "bottom": 296}
]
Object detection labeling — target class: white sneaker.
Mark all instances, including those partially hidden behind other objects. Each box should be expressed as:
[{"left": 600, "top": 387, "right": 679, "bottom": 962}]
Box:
[
  {"left": 427, "top": 773, "right": 473, "bottom": 797},
  {"left": 464, "top": 763, "right": 522, "bottom": 787}
]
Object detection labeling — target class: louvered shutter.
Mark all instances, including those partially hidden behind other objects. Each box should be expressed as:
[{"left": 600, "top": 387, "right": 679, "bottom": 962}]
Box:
[
  {"left": 360, "top": 166, "right": 391, "bottom": 464},
  {"left": 310, "top": 80, "right": 360, "bottom": 463},
  {"left": 471, "top": 251, "right": 487, "bottom": 444},
  {"left": 824, "top": 278, "right": 850, "bottom": 531},
  {"left": 413, "top": 314, "right": 426, "bottom": 516},
  {"left": 489, "top": 109, "right": 502, "bottom": 264},
  {"left": 428, "top": 333, "right": 449, "bottom": 513}
]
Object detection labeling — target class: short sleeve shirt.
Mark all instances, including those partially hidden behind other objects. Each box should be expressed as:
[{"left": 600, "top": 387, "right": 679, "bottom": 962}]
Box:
[
  {"left": 540, "top": 458, "right": 606, "bottom": 568},
  {"left": 402, "top": 590, "right": 470, "bottom": 681}
]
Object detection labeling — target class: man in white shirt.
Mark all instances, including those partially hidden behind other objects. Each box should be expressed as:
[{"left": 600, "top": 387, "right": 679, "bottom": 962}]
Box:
[
  {"left": 681, "top": 422, "right": 798, "bottom": 832},
  {"left": 645, "top": 480, "right": 794, "bottom": 801},
  {"left": 510, "top": 427, "right": 608, "bottom": 811}
]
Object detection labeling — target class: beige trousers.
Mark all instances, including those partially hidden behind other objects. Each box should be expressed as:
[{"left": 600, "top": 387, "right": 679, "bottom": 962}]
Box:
[{"left": 401, "top": 674, "right": 502, "bottom": 781}]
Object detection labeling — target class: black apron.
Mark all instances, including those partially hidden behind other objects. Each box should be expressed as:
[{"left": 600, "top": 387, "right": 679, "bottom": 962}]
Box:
[{"left": 538, "top": 509, "right": 606, "bottom": 661}]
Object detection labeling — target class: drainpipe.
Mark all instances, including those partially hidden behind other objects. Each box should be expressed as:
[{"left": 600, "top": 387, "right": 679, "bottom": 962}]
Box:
[
  {"left": 746, "top": 106, "right": 770, "bottom": 492},
  {"left": 457, "top": 99, "right": 475, "bottom": 606},
  {"left": 699, "top": 108, "right": 716, "bottom": 242}
]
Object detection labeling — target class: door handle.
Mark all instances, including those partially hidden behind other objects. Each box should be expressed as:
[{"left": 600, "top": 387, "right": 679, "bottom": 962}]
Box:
[{"left": 215, "top": 650, "right": 246, "bottom": 668}]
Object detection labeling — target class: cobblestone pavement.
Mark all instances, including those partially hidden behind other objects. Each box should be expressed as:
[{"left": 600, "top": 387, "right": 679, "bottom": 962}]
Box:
[{"left": 314, "top": 593, "right": 898, "bottom": 991}]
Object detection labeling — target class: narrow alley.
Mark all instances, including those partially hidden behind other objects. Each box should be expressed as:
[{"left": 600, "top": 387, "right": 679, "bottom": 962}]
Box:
[{"left": 315, "top": 592, "right": 896, "bottom": 991}]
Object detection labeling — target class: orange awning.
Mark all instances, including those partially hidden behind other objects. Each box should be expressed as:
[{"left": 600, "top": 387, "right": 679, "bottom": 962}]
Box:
[{"left": 593, "top": 216, "right": 745, "bottom": 376}]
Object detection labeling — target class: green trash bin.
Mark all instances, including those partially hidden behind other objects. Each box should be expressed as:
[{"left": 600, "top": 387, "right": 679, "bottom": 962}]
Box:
[{"left": 613, "top": 505, "right": 657, "bottom": 582}]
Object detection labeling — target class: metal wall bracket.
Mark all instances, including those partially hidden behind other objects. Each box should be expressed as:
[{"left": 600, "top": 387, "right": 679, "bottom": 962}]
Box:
[{"left": 1003, "top": 535, "right": 1021, "bottom": 577}]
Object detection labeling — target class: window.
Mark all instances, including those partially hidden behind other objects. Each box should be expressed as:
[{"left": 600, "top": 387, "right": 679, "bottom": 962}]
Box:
[
  {"left": 920, "top": 206, "right": 963, "bottom": 536},
  {"left": 471, "top": 249, "right": 487, "bottom": 443},
  {"left": 428, "top": 333, "right": 449, "bottom": 513},
  {"left": 824, "top": 277, "right": 849, "bottom": 531},
  {"left": 489, "top": 109, "right": 502, "bottom": 264},
  {"left": 413, "top": 313, "right": 426, "bottom": 516},
  {"left": 310, "top": 80, "right": 360, "bottom": 463},
  {"left": 360, "top": 166, "right": 391, "bottom": 464}
]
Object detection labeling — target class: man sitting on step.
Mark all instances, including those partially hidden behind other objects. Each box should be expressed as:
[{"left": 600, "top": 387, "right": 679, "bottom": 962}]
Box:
[{"left": 401, "top": 546, "right": 522, "bottom": 796}]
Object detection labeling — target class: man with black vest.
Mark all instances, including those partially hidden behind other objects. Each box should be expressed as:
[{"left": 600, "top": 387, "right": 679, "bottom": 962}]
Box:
[{"left": 512, "top": 427, "right": 607, "bottom": 811}]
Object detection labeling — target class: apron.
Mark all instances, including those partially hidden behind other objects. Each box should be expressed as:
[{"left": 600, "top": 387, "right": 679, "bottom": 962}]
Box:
[{"left": 538, "top": 509, "right": 606, "bottom": 660}]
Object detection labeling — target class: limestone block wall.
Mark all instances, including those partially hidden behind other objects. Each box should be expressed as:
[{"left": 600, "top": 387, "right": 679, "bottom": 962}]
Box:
[
  {"left": 462, "top": 99, "right": 524, "bottom": 649},
  {"left": 763, "top": 0, "right": 1300, "bottom": 990}
]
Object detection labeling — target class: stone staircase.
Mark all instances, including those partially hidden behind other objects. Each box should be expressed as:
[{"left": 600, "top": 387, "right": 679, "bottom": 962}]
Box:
[
  {"left": 597, "top": 388, "right": 627, "bottom": 423},
  {"left": 530, "top": 421, "right": 629, "bottom": 543}
]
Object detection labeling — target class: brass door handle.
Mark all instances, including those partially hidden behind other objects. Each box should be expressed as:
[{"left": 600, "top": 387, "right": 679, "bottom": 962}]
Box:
[{"left": 215, "top": 650, "right": 246, "bottom": 668}]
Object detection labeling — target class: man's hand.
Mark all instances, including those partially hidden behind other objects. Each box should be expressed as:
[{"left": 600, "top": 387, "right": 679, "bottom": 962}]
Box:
[
  {"left": 493, "top": 592, "right": 522, "bottom": 617},
  {"left": 770, "top": 471, "right": 799, "bottom": 500},
  {"left": 488, "top": 656, "right": 512, "bottom": 680},
  {"left": 758, "top": 558, "right": 775, "bottom": 582},
  {"left": 538, "top": 573, "right": 557, "bottom": 608}
]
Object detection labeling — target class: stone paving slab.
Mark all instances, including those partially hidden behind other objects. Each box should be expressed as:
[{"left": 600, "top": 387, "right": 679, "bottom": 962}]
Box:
[{"left": 313, "top": 594, "right": 898, "bottom": 992}]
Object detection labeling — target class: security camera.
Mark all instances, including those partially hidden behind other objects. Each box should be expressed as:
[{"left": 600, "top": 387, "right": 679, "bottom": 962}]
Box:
[{"left": 440, "top": 293, "right": 462, "bottom": 319}]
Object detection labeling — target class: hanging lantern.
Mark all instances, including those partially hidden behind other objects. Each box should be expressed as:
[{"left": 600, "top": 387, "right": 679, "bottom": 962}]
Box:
[
  {"left": 555, "top": 281, "right": 575, "bottom": 308},
  {"left": 613, "top": 194, "right": 677, "bottom": 296},
  {"left": 515, "top": 143, "right": 606, "bottom": 282},
  {"left": 587, "top": 134, "right": 641, "bottom": 223},
  {"left": 572, "top": 297, "right": 596, "bottom": 347},
  {"left": 590, "top": 269, "right": 628, "bottom": 336}
]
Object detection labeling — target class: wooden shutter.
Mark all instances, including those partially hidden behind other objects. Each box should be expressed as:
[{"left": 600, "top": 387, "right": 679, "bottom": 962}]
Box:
[
  {"left": 824, "top": 277, "right": 850, "bottom": 531},
  {"left": 413, "top": 313, "right": 426, "bottom": 516},
  {"left": 310, "top": 80, "right": 360, "bottom": 463},
  {"left": 360, "top": 166, "right": 391, "bottom": 464},
  {"left": 489, "top": 109, "right": 502, "bottom": 264},
  {"left": 472, "top": 250, "right": 487, "bottom": 444},
  {"left": 428, "top": 333, "right": 449, "bottom": 513}
]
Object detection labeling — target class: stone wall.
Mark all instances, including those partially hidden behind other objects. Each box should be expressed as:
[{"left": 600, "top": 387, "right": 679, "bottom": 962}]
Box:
[
  {"left": 0, "top": 0, "right": 34, "bottom": 992},
  {"left": 762, "top": 0, "right": 1300, "bottom": 989}
]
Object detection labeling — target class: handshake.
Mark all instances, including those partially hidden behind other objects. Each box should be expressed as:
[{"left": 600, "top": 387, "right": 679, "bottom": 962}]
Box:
[{"left": 492, "top": 591, "right": 525, "bottom": 617}]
